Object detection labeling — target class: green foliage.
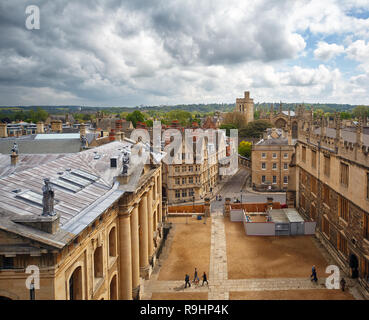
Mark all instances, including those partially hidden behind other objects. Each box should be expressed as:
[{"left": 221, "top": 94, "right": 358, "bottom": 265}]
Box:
[
  {"left": 219, "top": 124, "right": 237, "bottom": 136},
  {"left": 352, "top": 106, "right": 369, "bottom": 119},
  {"left": 238, "top": 141, "right": 252, "bottom": 158},
  {"left": 340, "top": 111, "right": 351, "bottom": 120},
  {"left": 145, "top": 119, "right": 153, "bottom": 127},
  {"left": 0, "top": 107, "right": 49, "bottom": 123},
  {"left": 74, "top": 113, "right": 94, "bottom": 122},
  {"left": 313, "top": 109, "right": 325, "bottom": 119},
  {"left": 126, "top": 110, "right": 145, "bottom": 128},
  {"left": 239, "top": 120, "right": 272, "bottom": 138}
]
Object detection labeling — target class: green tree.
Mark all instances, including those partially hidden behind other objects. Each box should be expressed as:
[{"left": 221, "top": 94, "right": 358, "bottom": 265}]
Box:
[
  {"left": 238, "top": 141, "right": 252, "bottom": 158},
  {"left": 340, "top": 111, "right": 351, "bottom": 120},
  {"left": 313, "top": 109, "right": 325, "bottom": 119},
  {"left": 239, "top": 120, "right": 272, "bottom": 138},
  {"left": 352, "top": 106, "right": 369, "bottom": 119},
  {"left": 126, "top": 110, "right": 145, "bottom": 128}
]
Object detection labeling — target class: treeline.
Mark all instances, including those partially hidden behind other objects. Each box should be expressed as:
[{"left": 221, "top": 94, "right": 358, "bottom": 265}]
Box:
[{"left": 0, "top": 107, "right": 48, "bottom": 123}]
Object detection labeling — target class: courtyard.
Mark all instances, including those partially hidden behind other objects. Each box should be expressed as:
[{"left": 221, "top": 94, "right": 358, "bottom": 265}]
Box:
[
  {"left": 157, "top": 216, "right": 211, "bottom": 281},
  {"left": 142, "top": 213, "right": 360, "bottom": 300}
]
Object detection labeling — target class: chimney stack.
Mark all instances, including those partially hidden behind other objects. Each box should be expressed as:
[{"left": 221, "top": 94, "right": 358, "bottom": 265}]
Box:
[
  {"left": 36, "top": 122, "right": 44, "bottom": 134},
  {"left": 80, "top": 123, "right": 87, "bottom": 139},
  {"left": 0, "top": 123, "right": 8, "bottom": 138},
  {"left": 51, "top": 120, "right": 63, "bottom": 133}
]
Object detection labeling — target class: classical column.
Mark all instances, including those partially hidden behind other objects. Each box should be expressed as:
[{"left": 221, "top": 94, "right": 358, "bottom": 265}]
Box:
[
  {"left": 130, "top": 204, "right": 140, "bottom": 299},
  {"left": 119, "top": 210, "right": 132, "bottom": 300},
  {"left": 147, "top": 188, "right": 154, "bottom": 260},
  {"left": 139, "top": 193, "right": 149, "bottom": 278}
]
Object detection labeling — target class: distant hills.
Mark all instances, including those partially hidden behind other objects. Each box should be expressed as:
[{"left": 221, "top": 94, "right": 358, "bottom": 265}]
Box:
[{"left": 0, "top": 102, "right": 361, "bottom": 115}]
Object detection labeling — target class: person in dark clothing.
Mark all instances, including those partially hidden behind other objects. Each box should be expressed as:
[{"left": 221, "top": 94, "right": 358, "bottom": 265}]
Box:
[
  {"left": 185, "top": 274, "right": 191, "bottom": 288},
  {"left": 340, "top": 278, "right": 346, "bottom": 292},
  {"left": 193, "top": 268, "right": 199, "bottom": 284},
  {"left": 310, "top": 265, "right": 318, "bottom": 283},
  {"left": 202, "top": 272, "right": 208, "bottom": 286}
]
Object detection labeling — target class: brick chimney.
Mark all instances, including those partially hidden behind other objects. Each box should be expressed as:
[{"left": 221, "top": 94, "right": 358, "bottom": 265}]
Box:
[
  {"left": 0, "top": 123, "right": 8, "bottom": 138},
  {"left": 36, "top": 122, "right": 44, "bottom": 134},
  {"left": 109, "top": 129, "right": 116, "bottom": 142}
]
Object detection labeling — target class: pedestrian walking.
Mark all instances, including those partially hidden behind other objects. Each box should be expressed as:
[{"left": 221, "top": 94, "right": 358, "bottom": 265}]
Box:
[
  {"left": 193, "top": 268, "right": 199, "bottom": 284},
  {"left": 310, "top": 265, "right": 318, "bottom": 283},
  {"left": 202, "top": 272, "right": 208, "bottom": 286},
  {"left": 185, "top": 274, "right": 191, "bottom": 288},
  {"left": 340, "top": 278, "right": 346, "bottom": 292}
]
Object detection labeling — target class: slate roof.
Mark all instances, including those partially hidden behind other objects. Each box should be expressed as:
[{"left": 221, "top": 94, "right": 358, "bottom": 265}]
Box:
[
  {"left": 0, "top": 133, "right": 98, "bottom": 154},
  {"left": 0, "top": 140, "right": 165, "bottom": 249}
]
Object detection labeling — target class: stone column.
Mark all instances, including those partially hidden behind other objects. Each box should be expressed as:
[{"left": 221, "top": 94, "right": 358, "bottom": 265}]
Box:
[
  {"left": 139, "top": 193, "right": 149, "bottom": 278},
  {"left": 130, "top": 204, "right": 140, "bottom": 299},
  {"left": 147, "top": 188, "right": 154, "bottom": 260},
  {"left": 119, "top": 211, "right": 132, "bottom": 300}
]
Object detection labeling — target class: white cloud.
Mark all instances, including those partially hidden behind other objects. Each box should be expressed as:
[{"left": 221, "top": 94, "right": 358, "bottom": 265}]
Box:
[
  {"left": 0, "top": 0, "right": 369, "bottom": 106},
  {"left": 314, "top": 41, "right": 345, "bottom": 61}
]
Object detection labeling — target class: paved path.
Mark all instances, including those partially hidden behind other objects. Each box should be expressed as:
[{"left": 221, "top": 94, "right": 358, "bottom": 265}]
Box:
[{"left": 208, "top": 212, "right": 229, "bottom": 299}]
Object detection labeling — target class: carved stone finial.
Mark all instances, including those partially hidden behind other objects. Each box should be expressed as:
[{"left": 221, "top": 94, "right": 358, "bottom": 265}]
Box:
[{"left": 42, "top": 178, "right": 55, "bottom": 217}]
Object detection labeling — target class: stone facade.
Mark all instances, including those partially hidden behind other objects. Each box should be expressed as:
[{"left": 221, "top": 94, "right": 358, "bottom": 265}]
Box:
[
  {"left": 289, "top": 113, "right": 369, "bottom": 294},
  {"left": 252, "top": 128, "right": 294, "bottom": 191},
  {"left": 0, "top": 142, "right": 166, "bottom": 300},
  {"left": 162, "top": 134, "right": 219, "bottom": 204}
]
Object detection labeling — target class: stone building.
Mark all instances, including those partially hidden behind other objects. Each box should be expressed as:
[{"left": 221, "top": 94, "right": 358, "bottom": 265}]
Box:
[
  {"left": 252, "top": 128, "right": 295, "bottom": 192},
  {"left": 288, "top": 113, "right": 369, "bottom": 296},
  {"left": 162, "top": 130, "right": 223, "bottom": 204},
  {"left": 0, "top": 140, "right": 166, "bottom": 300},
  {"left": 235, "top": 91, "right": 254, "bottom": 124}
]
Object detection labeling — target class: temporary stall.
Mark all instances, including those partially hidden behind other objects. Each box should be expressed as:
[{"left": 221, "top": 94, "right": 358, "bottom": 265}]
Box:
[
  {"left": 269, "top": 210, "right": 290, "bottom": 236},
  {"left": 284, "top": 209, "right": 305, "bottom": 235}
]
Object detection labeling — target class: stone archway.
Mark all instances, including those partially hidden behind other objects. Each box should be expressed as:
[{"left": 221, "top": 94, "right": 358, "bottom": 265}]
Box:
[{"left": 275, "top": 118, "right": 287, "bottom": 129}]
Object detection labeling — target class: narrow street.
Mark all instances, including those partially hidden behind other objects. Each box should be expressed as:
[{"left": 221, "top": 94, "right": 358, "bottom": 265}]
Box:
[{"left": 211, "top": 168, "right": 286, "bottom": 211}]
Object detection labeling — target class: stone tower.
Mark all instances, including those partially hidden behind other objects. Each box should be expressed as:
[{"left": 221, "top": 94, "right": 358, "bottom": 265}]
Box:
[{"left": 235, "top": 91, "right": 254, "bottom": 124}]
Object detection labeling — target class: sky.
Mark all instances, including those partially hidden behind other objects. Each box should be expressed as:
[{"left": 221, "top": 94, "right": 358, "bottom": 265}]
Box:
[{"left": 1, "top": 0, "right": 369, "bottom": 107}]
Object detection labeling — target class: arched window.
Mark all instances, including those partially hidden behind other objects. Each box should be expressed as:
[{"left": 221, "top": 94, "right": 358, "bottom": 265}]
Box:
[
  {"left": 110, "top": 275, "right": 118, "bottom": 300},
  {"left": 108, "top": 227, "right": 117, "bottom": 257},
  {"left": 69, "top": 266, "right": 83, "bottom": 300},
  {"left": 94, "top": 246, "right": 103, "bottom": 278}
]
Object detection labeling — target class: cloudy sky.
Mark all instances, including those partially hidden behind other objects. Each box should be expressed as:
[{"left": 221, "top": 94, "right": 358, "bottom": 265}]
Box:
[{"left": 1, "top": 0, "right": 369, "bottom": 107}]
